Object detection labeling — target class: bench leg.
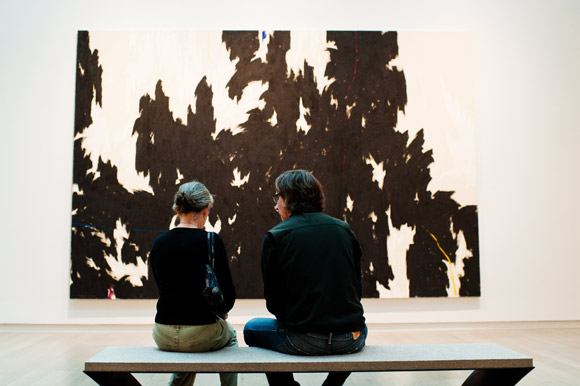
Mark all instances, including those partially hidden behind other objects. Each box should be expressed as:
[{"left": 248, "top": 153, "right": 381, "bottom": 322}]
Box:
[
  {"left": 462, "top": 367, "right": 534, "bottom": 386},
  {"left": 84, "top": 371, "right": 142, "bottom": 386}
]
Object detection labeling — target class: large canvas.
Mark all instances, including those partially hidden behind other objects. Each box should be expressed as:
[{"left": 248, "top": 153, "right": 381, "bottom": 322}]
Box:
[{"left": 71, "top": 31, "right": 479, "bottom": 299}]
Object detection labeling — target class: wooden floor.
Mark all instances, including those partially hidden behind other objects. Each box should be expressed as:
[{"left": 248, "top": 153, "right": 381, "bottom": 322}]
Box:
[{"left": 1, "top": 321, "right": 578, "bottom": 385}]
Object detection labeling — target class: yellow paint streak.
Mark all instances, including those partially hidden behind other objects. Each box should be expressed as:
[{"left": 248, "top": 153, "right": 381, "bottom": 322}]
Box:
[{"left": 426, "top": 229, "right": 457, "bottom": 296}]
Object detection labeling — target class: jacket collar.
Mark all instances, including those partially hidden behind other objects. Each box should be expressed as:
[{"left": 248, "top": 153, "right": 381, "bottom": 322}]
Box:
[{"left": 291, "top": 205, "right": 321, "bottom": 216}]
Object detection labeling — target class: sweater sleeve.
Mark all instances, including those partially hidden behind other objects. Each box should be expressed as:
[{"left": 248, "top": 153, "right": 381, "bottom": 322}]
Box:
[
  {"left": 213, "top": 234, "right": 236, "bottom": 312},
  {"left": 149, "top": 236, "right": 163, "bottom": 292},
  {"left": 261, "top": 232, "right": 282, "bottom": 317},
  {"left": 351, "top": 229, "right": 363, "bottom": 299}
]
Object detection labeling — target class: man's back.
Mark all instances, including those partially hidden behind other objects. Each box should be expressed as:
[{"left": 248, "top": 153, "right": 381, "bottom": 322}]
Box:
[{"left": 267, "top": 211, "right": 365, "bottom": 333}]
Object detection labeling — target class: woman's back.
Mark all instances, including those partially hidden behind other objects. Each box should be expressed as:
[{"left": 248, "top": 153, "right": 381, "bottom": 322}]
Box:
[{"left": 150, "top": 228, "right": 235, "bottom": 325}]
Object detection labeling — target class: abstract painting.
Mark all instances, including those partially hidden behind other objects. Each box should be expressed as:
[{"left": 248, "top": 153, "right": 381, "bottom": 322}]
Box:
[{"left": 70, "top": 30, "right": 480, "bottom": 299}]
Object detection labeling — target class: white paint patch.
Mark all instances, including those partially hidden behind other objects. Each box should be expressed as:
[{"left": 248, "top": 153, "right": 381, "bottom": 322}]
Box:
[
  {"left": 104, "top": 218, "right": 149, "bottom": 287},
  {"left": 455, "top": 230, "right": 471, "bottom": 273},
  {"left": 81, "top": 99, "right": 152, "bottom": 194},
  {"left": 286, "top": 31, "right": 335, "bottom": 95},
  {"left": 169, "top": 214, "right": 179, "bottom": 229},
  {"left": 112, "top": 220, "right": 128, "bottom": 255},
  {"left": 296, "top": 97, "right": 311, "bottom": 134},
  {"left": 381, "top": 207, "right": 415, "bottom": 298},
  {"left": 86, "top": 257, "right": 100, "bottom": 271},
  {"left": 253, "top": 31, "right": 271, "bottom": 63},
  {"left": 444, "top": 229, "right": 470, "bottom": 297},
  {"left": 376, "top": 282, "right": 392, "bottom": 298},
  {"left": 205, "top": 217, "right": 222, "bottom": 234},
  {"left": 91, "top": 229, "right": 112, "bottom": 248},
  {"left": 364, "top": 154, "right": 386, "bottom": 189},
  {"left": 231, "top": 167, "right": 251, "bottom": 187},
  {"left": 228, "top": 213, "right": 237, "bottom": 225},
  {"left": 368, "top": 211, "right": 379, "bottom": 240},
  {"left": 89, "top": 169, "right": 101, "bottom": 181},
  {"left": 393, "top": 32, "right": 477, "bottom": 206},
  {"left": 268, "top": 109, "right": 278, "bottom": 127},
  {"left": 443, "top": 260, "right": 457, "bottom": 297},
  {"left": 330, "top": 94, "right": 338, "bottom": 110},
  {"left": 216, "top": 80, "right": 269, "bottom": 138},
  {"left": 72, "top": 183, "right": 83, "bottom": 195},
  {"left": 345, "top": 103, "right": 356, "bottom": 119},
  {"left": 175, "top": 168, "right": 184, "bottom": 185},
  {"left": 346, "top": 194, "right": 354, "bottom": 211}
]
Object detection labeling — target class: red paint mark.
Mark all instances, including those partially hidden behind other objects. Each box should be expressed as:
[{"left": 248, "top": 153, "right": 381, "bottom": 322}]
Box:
[
  {"left": 107, "top": 286, "right": 116, "bottom": 299},
  {"left": 347, "top": 32, "right": 358, "bottom": 93}
]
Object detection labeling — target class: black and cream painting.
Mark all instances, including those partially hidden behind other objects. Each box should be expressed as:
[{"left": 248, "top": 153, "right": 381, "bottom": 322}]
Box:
[{"left": 70, "top": 30, "right": 480, "bottom": 299}]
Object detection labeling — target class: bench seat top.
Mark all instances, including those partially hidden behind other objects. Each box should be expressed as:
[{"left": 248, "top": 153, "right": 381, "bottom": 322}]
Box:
[{"left": 84, "top": 343, "right": 533, "bottom": 373}]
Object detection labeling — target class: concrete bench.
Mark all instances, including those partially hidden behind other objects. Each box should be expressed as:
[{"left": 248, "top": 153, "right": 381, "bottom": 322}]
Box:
[{"left": 84, "top": 343, "right": 533, "bottom": 385}]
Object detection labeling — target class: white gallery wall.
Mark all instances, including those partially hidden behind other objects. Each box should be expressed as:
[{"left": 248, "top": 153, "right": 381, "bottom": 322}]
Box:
[{"left": 1, "top": 0, "right": 579, "bottom": 325}]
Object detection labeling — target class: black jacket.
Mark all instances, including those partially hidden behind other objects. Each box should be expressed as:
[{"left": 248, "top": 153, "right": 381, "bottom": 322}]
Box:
[
  {"left": 262, "top": 209, "right": 365, "bottom": 333},
  {"left": 150, "top": 228, "right": 236, "bottom": 325}
]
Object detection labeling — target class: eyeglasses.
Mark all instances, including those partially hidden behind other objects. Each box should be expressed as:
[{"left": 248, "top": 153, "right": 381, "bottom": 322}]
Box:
[{"left": 272, "top": 193, "right": 281, "bottom": 204}]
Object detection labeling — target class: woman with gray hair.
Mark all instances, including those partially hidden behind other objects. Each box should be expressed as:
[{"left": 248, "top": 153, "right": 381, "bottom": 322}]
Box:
[
  {"left": 150, "top": 180, "right": 237, "bottom": 386},
  {"left": 244, "top": 170, "right": 367, "bottom": 386}
]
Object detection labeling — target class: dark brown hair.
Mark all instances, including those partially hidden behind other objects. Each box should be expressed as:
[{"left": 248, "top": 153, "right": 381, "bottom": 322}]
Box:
[{"left": 275, "top": 170, "right": 325, "bottom": 213}]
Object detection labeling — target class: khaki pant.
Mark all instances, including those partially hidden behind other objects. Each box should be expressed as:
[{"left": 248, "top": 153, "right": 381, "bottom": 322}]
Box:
[{"left": 153, "top": 318, "right": 238, "bottom": 386}]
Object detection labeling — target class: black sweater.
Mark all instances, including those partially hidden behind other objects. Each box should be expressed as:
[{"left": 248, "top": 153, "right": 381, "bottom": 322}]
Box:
[
  {"left": 150, "top": 228, "right": 236, "bottom": 325},
  {"left": 262, "top": 210, "right": 365, "bottom": 333}
]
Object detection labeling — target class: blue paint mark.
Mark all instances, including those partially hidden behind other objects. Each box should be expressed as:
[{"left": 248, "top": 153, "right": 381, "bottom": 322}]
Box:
[{"left": 262, "top": 31, "right": 266, "bottom": 40}]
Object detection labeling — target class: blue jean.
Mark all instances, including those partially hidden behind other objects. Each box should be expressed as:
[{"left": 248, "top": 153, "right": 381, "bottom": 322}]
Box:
[
  {"left": 153, "top": 318, "right": 238, "bottom": 386},
  {"left": 243, "top": 318, "right": 367, "bottom": 386}
]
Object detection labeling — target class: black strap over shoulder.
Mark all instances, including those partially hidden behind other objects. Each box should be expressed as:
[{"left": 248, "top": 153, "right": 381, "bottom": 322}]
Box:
[{"left": 207, "top": 231, "right": 215, "bottom": 269}]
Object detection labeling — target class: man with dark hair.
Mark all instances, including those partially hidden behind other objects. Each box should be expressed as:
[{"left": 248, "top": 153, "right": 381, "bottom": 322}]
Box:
[{"left": 244, "top": 169, "right": 367, "bottom": 386}]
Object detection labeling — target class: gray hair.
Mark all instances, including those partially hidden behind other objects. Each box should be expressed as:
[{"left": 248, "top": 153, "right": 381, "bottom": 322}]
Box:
[{"left": 172, "top": 180, "right": 214, "bottom": 214}]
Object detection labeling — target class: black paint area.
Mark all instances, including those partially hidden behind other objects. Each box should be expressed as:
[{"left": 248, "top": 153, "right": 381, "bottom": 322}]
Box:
[{"left": 70, "top": 31, "right": 480, "bottom": 299}]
